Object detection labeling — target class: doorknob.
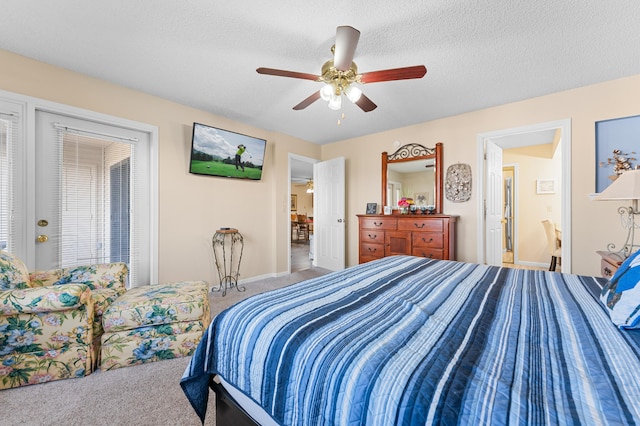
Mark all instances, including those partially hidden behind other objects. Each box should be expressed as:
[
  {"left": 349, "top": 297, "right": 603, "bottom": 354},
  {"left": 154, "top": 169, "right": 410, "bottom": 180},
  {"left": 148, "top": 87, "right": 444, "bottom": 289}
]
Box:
[
  {"left": 337, "top": 219, "right": 343, "bottom": 223},
  {"left": 37, "top": 235, "right": 49, "bottom": 243},
  {"left": 37, "top": 219, "right": 49, "bottom": 227}
]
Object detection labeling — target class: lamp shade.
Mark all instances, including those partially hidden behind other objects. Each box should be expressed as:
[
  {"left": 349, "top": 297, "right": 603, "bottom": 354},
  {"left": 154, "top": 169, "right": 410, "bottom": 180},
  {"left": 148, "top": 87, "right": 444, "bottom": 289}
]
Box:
[
  {"left": 320, "top": 84, "right": 333, "bottom": 101},
  {"left": 594, "top": 170, "right": 640, "bottom": 201},
  {"left": 345, "top": 85, "right": 362, "bottom": 103}
]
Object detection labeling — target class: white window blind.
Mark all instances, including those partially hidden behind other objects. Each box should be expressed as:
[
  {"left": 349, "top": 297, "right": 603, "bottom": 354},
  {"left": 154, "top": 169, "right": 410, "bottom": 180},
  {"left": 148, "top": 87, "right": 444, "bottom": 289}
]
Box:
[
  {"left": 0, "top": 110, "right": 20, "bottom": 253},
  {"left": 50, "top": 123, "right": 143, "bottom": 287}
]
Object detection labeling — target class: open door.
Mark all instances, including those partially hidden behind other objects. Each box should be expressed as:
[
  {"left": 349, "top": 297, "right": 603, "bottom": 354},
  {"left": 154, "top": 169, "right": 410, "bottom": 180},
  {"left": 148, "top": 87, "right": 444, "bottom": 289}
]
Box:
[
  {"left": 313, "top": 157, "right": 345, "bottom": 270},
  {"left": 485, "top": 140, "right": 503, "bottom": 266}
]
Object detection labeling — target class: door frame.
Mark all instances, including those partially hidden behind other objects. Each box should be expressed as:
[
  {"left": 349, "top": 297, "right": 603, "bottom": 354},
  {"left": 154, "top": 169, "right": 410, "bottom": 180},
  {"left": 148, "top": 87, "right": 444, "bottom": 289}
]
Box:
[
  {"left": 0, "top": 88, "right": 159, "bottom": 282},
  {"left": 476, "top": 119, "right": 572, "bottom": 273}
]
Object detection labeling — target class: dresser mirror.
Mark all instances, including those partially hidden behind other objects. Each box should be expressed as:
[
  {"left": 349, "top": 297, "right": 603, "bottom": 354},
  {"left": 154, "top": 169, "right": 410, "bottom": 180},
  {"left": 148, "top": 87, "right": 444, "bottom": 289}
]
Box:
[{"left": 381, "top": 142, "right": 443, "bottom": 214}]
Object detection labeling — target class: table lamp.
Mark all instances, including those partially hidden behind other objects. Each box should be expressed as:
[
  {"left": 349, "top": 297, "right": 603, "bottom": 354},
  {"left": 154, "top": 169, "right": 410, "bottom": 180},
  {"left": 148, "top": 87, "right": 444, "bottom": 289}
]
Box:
[{"left": 594, "top": 169, "right": 640, "bottom": 257}]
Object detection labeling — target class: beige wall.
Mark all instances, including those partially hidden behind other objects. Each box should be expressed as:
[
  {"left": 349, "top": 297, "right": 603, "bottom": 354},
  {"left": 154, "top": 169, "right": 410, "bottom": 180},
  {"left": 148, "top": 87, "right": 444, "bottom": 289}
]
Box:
[
  {"left": 0, "top": 49, "right": 320, "bottom": 283},
  {"left": 4, "top": 48, "right": 639, "bottom": 278},
  {"left": 322, "top": 73, "right": 640, "bottom": 276}
]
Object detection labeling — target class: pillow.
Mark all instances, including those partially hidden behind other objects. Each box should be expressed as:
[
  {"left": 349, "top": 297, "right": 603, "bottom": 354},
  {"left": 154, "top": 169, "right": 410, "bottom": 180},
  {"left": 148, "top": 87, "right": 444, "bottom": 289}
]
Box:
[
  {"left": 600, "top": 250, "right": 640, "bottom": 329},
  {"left": 0, "top": 250, "right": 30, "bottom": 290}
]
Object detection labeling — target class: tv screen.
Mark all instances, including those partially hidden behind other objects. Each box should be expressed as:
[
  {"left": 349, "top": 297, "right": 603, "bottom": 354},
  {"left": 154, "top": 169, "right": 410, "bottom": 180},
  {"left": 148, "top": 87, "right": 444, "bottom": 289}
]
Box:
[{"left": 189, "top": 122, "right": 267, "bottom": 180}]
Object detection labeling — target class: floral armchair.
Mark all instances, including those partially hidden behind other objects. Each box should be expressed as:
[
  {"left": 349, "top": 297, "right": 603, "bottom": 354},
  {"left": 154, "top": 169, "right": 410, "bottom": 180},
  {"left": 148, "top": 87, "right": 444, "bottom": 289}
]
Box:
[{"left": 0, "top": 251, "right": 128, "bottom": 389}]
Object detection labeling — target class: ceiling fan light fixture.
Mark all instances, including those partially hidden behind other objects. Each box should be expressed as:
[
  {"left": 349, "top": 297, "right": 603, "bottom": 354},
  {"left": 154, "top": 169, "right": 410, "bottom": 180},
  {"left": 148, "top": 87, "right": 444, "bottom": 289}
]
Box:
[
  {"left": 306, "top": 180, "right": 314, "bottom": 193},
  {"left": 345, "top": 85, "right": 362, "bottom": 103},
  {"left": 320, "top": 84, "right": 333, "bottom": 101},
  {"left": 328, "top": 94, "right": 342, "bottom": 110}
]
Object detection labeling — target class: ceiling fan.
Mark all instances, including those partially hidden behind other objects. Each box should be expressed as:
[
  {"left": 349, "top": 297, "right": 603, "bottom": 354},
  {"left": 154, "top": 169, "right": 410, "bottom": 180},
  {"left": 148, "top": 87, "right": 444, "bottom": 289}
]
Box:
[{"left": 256, "top": 26, "right": 427, "bottom": 113}]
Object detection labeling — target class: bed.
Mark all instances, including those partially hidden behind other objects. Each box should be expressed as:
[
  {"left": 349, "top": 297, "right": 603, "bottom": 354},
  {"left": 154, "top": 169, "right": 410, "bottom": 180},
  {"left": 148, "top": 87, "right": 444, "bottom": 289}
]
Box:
[{"left": 181, "top": 255, "right": 640, "bottom": 425}]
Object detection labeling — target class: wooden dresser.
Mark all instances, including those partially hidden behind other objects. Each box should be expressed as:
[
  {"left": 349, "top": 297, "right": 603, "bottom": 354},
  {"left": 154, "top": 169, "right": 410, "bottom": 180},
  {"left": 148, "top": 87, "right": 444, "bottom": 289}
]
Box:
[{"left": 357, "top": 214, "right": 457, "bottom": 264}]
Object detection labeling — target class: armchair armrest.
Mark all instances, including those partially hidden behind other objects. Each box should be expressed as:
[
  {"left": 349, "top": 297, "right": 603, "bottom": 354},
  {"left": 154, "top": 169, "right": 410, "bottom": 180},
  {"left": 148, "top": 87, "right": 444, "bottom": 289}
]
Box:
[
  {"left": 29, "top": 262, "right": 129, "bottom": 291},
  {"left": 0, "top": 283, "right": 92, "bottom": 316}
]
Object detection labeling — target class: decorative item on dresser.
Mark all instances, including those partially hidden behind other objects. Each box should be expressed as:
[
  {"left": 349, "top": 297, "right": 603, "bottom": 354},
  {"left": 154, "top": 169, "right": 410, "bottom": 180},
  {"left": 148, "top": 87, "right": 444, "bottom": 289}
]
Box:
[{"left": 357, "top": 214, "right": 457, "bottom": 263}]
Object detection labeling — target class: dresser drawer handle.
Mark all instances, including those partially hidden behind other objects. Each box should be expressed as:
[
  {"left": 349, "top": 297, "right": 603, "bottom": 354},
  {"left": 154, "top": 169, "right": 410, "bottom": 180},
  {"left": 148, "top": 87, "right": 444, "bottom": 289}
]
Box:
[
  {"left": 414, "top": 223, "right": 426, "bottom": 228},
  {"left": 373, "top": 221, "right": 383, "bottom": 227},
  {"left": 420, "top": 252, "right": 434, "bottom": 258},
  {"left": 421, "top": 237, "right": 434, "bottom": 243},
  {"left": 367, "top": 233, "right": 379, "bottom": 240},
  {"left": 367, "top": 247, "right": 378, "bottom": 253}
]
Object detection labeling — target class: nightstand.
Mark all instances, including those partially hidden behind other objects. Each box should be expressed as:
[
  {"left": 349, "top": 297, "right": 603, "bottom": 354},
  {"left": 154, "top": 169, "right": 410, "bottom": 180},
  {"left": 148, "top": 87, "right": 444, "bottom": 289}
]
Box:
[{"left": 596, "top": 251, "right": 625, "bottom": 279}]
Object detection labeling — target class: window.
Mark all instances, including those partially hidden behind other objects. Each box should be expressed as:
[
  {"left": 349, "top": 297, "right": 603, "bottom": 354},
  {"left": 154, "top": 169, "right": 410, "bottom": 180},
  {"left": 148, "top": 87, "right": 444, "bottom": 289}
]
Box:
[{"left": 0, "top": 91, "right": 156, "bottom": 287}]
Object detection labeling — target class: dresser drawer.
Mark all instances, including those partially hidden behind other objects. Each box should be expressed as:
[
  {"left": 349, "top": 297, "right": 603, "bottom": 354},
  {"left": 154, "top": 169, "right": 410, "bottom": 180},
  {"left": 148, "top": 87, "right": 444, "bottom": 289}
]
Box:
[
  {"left": 397, "top": 218, "right": 443, "bottom": 232},
  {"left": 600, "top": 258, "right": 618, "bottom": 279},
  {"left": 597, "top": 251, "right": 623, "bottom": 279},
  {"left": 412, "top": 247, "right": 445, "bottom": 260},
  {"left": 412, "top": 232, "right": 444, "bottom": 249},
  {"left": 360, "top": 217, "right": 397, "bottom": 230},
  {"left": 360, "top": 229, "right": 385, "bottom": 244},
  {"left": 360, "top": 242, "right": 385, "bottom": 261}
]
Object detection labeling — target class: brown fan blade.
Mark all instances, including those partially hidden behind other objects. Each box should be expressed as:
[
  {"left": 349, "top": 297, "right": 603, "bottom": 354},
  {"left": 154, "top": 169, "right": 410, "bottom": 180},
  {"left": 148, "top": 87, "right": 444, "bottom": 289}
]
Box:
[
  {"left": 354, "top": 93, "right": 377, "bottom": 112},
  {"left": 256, "top": 67, "right": 320, "bottom": 81},
  {"left": 293, "top": 91, "right": 321, "bottom": 110},
  {"left": 359, "top": 65, "right": 427, "bottom": 84},
  {"left": 333, "top": 26, "right": 360, "bottom": 71}
]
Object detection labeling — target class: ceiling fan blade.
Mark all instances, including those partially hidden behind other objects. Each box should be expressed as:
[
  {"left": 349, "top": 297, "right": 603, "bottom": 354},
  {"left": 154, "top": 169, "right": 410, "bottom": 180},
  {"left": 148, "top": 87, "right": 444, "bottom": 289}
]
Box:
[
  {"left": 354, "top": 93, "right": 377, "bottom": 112},
  {"left": 333, "top": 26, "right": 360, "bottom": 71},
  {"left": 256, "top": 67, "right": 320, "bottom": 81},
  {"left": 359, "top": 65, "right": 427, "bottom": 83},
  {"left": 293, "top": 91, "right": 321, "bottom": 110}
]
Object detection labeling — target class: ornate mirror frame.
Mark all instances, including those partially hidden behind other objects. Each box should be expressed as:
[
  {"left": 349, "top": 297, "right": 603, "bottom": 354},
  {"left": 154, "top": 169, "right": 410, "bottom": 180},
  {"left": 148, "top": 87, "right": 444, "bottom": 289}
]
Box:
[{"left": 381, "top": 142, "right": 443, "bottom": 214}]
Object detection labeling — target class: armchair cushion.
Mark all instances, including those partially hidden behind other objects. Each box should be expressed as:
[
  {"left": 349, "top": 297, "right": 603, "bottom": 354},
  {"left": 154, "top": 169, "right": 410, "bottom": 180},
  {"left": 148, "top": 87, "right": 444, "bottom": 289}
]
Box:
[{"left": 1, "top": 283, "right": 92, "bottom": 316}]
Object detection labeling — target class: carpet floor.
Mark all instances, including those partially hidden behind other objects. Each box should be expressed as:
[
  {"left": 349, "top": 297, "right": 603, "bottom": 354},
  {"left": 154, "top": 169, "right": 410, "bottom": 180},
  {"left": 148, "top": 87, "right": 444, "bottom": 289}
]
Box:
[{"left": 1, "top": 267, "right": 330, "bottom": 426}]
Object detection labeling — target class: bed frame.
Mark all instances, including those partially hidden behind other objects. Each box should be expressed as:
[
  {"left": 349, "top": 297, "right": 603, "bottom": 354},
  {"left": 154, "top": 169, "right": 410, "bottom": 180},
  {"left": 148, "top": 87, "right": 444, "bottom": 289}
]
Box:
[{"left": 210, "top": 380, "right": 258, "bottom": 426}]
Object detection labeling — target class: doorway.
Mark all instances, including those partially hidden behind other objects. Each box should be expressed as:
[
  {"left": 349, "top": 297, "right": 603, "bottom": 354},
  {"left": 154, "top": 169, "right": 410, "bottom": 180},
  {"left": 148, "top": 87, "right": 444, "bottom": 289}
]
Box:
[
  {"left": 289, "top": 154, "right": 317, "bottom": 272},
  {"left": 476, "top": 119, "right": 572, "bottom": 273}
]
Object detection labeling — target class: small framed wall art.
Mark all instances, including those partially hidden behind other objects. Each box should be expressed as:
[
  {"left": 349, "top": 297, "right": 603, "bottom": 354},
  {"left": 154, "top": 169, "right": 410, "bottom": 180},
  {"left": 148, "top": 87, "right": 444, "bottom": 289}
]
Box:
[{"left": 536, "top": 179, "right": 555, "bottom": 194}]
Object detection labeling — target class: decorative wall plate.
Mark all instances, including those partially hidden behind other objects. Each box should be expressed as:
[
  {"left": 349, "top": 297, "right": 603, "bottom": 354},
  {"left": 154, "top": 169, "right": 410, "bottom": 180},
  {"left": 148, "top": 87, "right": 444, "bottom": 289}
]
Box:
[{"left": 445, "top": 163, "right": 472, "bottom": 202}]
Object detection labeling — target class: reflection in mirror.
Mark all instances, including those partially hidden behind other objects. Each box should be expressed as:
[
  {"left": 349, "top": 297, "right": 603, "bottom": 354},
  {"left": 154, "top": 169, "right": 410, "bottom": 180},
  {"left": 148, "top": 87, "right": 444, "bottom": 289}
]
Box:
[
  {"left": 382, "top": 142, "right": 443, "bottom": 214},
  {"left": 386, "top": 158, "right": 435, "bottom": 208}
]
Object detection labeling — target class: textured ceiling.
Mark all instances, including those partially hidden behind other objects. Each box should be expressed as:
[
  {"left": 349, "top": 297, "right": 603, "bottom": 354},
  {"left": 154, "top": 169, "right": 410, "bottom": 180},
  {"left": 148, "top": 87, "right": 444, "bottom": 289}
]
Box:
[{"left": 1, "top": 1, "right": 639, "bottom": 146}]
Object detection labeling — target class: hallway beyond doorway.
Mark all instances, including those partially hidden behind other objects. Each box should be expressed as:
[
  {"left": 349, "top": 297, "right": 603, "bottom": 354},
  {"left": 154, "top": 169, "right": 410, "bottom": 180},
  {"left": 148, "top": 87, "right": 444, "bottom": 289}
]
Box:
[{"left": 291, "top": 241, "right": 312, "bottom": 272}]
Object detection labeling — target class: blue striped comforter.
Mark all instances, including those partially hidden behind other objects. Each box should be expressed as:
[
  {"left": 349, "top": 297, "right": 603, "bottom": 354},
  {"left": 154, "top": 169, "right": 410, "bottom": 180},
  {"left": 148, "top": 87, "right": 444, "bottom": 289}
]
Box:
[{"left": 181, "top": 256, "right": 640, "bottom": 425}]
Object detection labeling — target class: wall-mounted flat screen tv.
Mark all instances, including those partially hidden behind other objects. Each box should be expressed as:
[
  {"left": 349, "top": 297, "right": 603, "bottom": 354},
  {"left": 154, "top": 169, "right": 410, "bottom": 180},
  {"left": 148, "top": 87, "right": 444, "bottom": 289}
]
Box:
[{"left": 189, "top": 122, "right": 267, "bottom": 180}]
